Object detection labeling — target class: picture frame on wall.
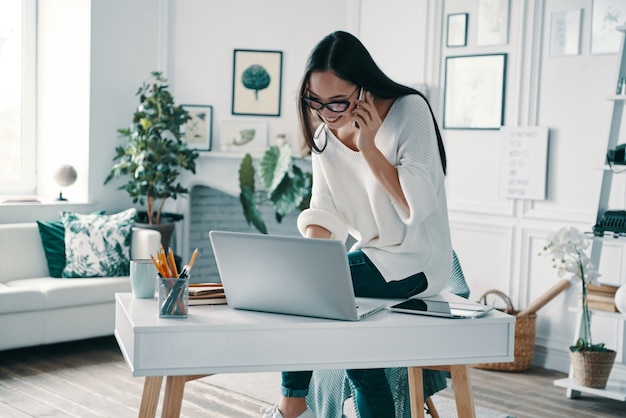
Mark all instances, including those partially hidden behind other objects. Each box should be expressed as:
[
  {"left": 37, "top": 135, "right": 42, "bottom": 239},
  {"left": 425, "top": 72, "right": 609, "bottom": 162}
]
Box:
[
  {"left": 232, "top": 49, "right": 283, "bottom": 116},
  {"left": 220, "top": 120, "right": 268, "bottom": 153},
  {"left": 591, "top": 0, "right": 626, "bottom": 54},
  {"left": 443, "top": 54, "right": 507, "bottom": 130},
  {"left": 550, "top": 9, "right": 582, "bottom": 57},
  {"left": 447, "top": 13, "right": 468, "bottom": 47},
  {"left": 476, "top": 0, "right": 510, "bottom": 46},
  {"left": 181, "top": 104, "right": 213, "bottom": 151}
]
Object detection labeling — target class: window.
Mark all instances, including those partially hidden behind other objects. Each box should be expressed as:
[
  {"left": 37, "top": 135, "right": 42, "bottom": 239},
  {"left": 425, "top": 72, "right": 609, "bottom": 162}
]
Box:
[{"left": 0, "top": 0, "right": 36, "bottom": 194}]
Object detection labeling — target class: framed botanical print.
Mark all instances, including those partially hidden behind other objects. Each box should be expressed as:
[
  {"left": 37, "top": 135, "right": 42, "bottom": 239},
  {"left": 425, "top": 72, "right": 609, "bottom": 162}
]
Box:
[
  {"left": 232, "top": 49, "right": 283, "bottom": 116},
  {"left": 181, "top": 104, "right": 213, "bottom": 151}
]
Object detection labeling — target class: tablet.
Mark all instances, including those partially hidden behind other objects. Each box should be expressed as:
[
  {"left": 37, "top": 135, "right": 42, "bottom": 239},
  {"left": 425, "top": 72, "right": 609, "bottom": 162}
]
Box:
[{"left": 388, "top": 298, "right": 495, "bottom": 319}]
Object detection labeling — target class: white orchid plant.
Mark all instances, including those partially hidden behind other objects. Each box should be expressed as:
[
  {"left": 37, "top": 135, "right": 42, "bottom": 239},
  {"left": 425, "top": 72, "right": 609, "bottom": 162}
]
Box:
[{"left": 540, "top": 226, "right": 609, "bottom": 353}]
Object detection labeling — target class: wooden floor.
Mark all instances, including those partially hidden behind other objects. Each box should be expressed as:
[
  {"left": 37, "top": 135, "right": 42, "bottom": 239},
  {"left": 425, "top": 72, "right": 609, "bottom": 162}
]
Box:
[{"left": 0, "top": 336, "right": 624, "bottom": 418}]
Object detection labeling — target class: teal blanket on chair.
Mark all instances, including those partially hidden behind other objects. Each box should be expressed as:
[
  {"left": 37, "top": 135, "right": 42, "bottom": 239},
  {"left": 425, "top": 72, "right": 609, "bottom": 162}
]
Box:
[{"left": 306, "top": 251, "right": 469, "bottom": 418}]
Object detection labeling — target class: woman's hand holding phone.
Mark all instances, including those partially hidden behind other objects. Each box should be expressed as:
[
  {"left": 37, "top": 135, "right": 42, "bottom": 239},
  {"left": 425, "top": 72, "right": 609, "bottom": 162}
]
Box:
[{"left": 353, "top": 89, "right": 382, "bottom": 153}]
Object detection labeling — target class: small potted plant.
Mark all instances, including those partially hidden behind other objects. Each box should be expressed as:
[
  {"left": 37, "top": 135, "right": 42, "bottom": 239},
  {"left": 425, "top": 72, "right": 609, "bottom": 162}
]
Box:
[
  {"left": 238, "top": 143, "right": 311, "bottom": 234},
  {"left": 541, "top": 226, "right": 616, "bottom": 388},
  {"left": 104, "top": 71, "right": 199, "bottom": 247}
]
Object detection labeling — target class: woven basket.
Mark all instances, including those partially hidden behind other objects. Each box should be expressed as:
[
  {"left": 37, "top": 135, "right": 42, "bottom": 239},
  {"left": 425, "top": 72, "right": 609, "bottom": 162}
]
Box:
[
  {"left": 569, "top": 350, "right": 617, "bottom": 388},
  {"left": 472, "top": 290, "right": 536, "bottom": 372}
]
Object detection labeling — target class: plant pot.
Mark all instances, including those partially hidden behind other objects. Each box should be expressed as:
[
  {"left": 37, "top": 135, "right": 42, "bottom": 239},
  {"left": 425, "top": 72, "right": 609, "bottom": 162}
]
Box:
[
  {"left": 135, "top": 211, "right": 183, "bottom": 249},
  {"left": 569, "top": 350, "right": 617, "bottom": 388}
]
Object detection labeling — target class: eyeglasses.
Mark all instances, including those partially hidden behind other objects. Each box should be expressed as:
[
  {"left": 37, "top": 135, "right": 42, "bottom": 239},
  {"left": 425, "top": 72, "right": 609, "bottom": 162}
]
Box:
[{"left": 302, "top": 86, "right": 360, "bottom": 113}]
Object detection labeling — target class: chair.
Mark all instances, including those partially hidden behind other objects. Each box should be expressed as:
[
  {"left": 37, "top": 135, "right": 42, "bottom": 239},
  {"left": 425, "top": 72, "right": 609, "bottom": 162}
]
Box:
[{"left": 306, "top": 251, "right": 470, "bottom": 418}]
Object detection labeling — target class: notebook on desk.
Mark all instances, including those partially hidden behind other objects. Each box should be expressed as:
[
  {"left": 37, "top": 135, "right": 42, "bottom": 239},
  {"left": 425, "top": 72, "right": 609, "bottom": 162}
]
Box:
[{"left": 208, "top": 231, "right": 385, "bottom": 321}]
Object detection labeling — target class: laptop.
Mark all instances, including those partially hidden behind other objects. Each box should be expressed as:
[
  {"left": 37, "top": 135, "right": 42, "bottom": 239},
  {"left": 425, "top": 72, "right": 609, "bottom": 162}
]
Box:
[
  {"left": 208, "top": 231, "right": 386, "bottom": 321},
  {"left": 388, "top": 298, "right": 495, "bottom": 319}
]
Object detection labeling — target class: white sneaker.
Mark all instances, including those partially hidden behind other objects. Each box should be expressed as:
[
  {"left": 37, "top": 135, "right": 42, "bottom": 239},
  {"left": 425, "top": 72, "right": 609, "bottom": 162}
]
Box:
[{"left": 260, "top": 405, "right": 314, "bottom": 418}]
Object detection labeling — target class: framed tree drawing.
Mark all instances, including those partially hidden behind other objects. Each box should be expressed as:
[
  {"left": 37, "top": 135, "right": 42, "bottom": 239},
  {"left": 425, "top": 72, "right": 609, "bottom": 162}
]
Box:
[
  {"left": 232, "top": 49, "right": 283, "bottom": 116},
  {"left": 443, "top": 54, "right": 507, "bottom": 130},
  {"left": 181, "top": 104, "right": 213, "bottom": 151}
]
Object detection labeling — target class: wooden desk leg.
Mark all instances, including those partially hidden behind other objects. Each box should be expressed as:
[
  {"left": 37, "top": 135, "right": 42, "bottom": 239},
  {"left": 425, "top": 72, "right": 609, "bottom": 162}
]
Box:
[
  {"left": 161, "top": 376, "right": 187, "bottom": 418},
  {"left": 139, "top": 376, "right": 163, "bottom": 418},
  {"left": 407, "top": 367, "right": 425, "bottom": 418},
  {"left": 449, "top": 365, "right": 476, "bottom": 418}
]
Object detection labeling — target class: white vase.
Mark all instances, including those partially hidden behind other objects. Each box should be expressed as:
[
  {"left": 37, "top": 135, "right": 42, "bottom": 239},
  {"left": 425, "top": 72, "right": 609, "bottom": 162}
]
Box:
[{"left": 615, "top": 285, "right": 626, "bottom": 314}]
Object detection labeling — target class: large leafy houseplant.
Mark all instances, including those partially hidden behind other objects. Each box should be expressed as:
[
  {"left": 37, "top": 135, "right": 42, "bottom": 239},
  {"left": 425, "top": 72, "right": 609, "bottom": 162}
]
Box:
[
  {"left": 540, "top": 227, "right": 608, "bottom": 353},
  {"left": 104, "top": 71, "right": 199, "bottom": 225},
  {"left": 238, "top": 144, "right": 311, "bottom": 234}
]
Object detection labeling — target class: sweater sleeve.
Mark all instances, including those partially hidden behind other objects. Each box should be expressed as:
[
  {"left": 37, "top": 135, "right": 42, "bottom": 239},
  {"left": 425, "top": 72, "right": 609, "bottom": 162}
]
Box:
[
  {"left": 297, "top": 150, "right": 349, "bottom": 242},
  {"left": 392, "top": 96, "right": 444, "bottom": 225}
]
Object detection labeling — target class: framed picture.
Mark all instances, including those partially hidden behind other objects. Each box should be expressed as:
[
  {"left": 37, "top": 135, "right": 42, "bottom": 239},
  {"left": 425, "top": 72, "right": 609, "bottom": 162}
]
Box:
[
  {"left": 220, "top": 120, "right": 268, "bottom": 153},
  {"left": 477, "top": 0, "right": 510, "bottom": 46},
  {"left": 447, "top": 13, "right": 468, "bottom": 47},
  {"left": 443, "top": 54, "right": 507, "bottom": 130},
  {"left": 232, "top": 49, "right": 283, "bottom": 116},
  {"left": 181, "top": 104, "right": 213, "bottom": 151},
  {"left": 550, "top": 9, "right": 582, "bottom": 56},
  {"left": 591, "top": 0, "right": 626, "bottom": 54}
]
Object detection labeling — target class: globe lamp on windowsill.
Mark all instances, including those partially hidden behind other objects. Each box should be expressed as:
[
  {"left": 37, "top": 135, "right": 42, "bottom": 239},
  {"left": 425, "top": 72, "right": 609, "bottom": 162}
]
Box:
[{"left": 54, "top": 164, "right": 77, "bottom": 201}]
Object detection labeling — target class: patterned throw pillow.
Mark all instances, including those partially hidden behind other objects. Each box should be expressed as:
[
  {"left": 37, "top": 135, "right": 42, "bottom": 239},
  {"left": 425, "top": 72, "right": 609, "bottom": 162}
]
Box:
[
  {"left": 37, "top": 211, "right": 106, "bottom": 278},
  {"left": 60, "top": 208, "right": 137, "bottom": 278}
]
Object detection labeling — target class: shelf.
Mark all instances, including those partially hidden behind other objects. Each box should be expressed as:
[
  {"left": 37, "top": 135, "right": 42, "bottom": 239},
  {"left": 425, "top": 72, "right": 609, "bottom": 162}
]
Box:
[
  {"left": 554, "top": 377, "right": 626, "bottom": 401},
  {"left": 599, "top": 164, "right": 626, "bottom": 172},
  {"left": 567, "top": 306, "right": 625, "bottom": 319}
]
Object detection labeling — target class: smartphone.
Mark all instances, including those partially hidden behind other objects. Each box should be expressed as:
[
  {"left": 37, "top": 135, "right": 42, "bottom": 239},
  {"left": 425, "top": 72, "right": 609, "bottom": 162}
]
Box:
[
  {"left": 353, "top": 87, "right": 364, "bottom": 128},
  {"left": 388, "top": 298, "right": 495, "bottom": 319}
]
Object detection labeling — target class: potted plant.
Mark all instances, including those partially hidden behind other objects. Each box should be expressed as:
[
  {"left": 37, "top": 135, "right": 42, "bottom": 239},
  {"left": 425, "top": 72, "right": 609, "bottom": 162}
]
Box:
[
  {"left": 238, "top": 143, "right": 311, "bottom": 234},
  {"left": 541, "top": 226, "right": 616, "bottom": 388},
  {"left": 104, "top": 71, "right": 199, "bottom": 247}
]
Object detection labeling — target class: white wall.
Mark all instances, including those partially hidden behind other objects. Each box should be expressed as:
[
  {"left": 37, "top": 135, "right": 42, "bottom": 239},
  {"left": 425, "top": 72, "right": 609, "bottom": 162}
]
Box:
[
  {"left": 438, "top": 0, "right": 626, "bottom": 374},
  {"left": 168, "top": 0, "right": 353, "bottom": 153}
]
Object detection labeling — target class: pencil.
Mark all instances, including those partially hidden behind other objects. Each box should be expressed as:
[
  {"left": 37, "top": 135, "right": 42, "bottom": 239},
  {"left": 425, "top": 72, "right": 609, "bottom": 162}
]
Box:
[
  {"left": 188, "top": 248, "right": 199, "bottom": 268},
  {"left": 150, "top": 255, "right": 166, "bottom": 277},
  {"left": 168, "top": 247, "right": 179, "bottom": 278},
  {"left": 158, "top": 246, "right": 172, "bottom": 278}
]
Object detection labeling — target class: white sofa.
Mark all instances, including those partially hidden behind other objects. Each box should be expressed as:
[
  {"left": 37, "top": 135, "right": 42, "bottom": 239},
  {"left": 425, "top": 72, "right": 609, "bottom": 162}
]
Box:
[{"left": 0, "top": 222, "right": 161, "bottom": 351}]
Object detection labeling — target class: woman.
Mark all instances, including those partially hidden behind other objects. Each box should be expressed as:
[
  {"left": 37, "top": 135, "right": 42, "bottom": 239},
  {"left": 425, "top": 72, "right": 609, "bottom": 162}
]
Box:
[{"left": 262, "top": 30, "right": 452, "bottom": 418}]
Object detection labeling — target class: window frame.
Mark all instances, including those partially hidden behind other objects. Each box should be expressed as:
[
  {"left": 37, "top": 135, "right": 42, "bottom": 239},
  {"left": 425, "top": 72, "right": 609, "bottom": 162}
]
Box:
[{"left": 0, "top": 0, "right": 37, "bottom": 195}]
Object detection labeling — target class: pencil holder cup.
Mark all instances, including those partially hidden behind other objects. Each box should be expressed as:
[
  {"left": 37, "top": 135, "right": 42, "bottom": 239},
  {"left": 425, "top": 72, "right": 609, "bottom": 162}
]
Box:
[{"left": 158, "top": 275, "right": 189, "bottom": 318}]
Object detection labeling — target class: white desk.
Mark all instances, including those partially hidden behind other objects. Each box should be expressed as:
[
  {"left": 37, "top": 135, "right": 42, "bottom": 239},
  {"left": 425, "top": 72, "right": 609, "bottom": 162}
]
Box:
[{"left": 115, "top": 293, "right": 515, "bottom": 418}]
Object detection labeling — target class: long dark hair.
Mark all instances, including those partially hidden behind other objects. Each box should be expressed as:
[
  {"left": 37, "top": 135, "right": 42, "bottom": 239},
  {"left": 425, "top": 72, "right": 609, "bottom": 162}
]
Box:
[{"left": 297, "top": 31, "right": 446, "bottom": 174}]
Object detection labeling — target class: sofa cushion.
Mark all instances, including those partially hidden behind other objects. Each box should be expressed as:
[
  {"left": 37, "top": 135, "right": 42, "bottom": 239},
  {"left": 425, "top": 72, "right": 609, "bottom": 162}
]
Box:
[
  {"left": 61, "top": 208, "right": 136, "bottom": 278},
  {"left": 0, "top": 284, "right": 46, "bottom": 315},
  {"left": 37, "top": 211, "right": 106, "bottom": 278},
  {"left": 5, "top": 277, "right": 131, "bottom": 310},
  {"left": 0, "top": 223, "right": 50, "bottom": 281}
]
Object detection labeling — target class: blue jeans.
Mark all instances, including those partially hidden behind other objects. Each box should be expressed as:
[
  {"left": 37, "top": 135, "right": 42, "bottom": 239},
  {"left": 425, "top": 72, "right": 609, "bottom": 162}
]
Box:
[{"left": 281, "top": 250, "right": 427, "bottom": 418}]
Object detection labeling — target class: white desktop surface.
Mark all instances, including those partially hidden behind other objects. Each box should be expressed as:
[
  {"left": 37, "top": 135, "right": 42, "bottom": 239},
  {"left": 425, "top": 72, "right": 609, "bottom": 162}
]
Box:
[{"left": 115, "top": 293, "right": 515, "bottom": 378}]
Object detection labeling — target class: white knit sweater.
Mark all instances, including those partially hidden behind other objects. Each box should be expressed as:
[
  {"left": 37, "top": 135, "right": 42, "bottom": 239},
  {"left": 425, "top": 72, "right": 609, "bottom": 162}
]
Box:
[{"left": 297, "top": 94, "right": 452, "bottom": 297}]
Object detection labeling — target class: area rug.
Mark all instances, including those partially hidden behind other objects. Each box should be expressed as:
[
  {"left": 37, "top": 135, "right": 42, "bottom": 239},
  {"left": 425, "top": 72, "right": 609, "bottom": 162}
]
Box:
[{"left": 202, "top": 372, "right": 516, "bottom": 418}]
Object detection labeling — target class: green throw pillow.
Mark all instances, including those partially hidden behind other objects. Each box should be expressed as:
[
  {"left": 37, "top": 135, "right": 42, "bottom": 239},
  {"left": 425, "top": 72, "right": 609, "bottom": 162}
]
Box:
[
  {"left": 60, "top": 208, "right": 136, "bottom": 278},
  {"left": 37, "top": 210, "right": 107, "bottom": 278},
  {"left": 37, "top": 219, "right": 66, "bottom": 278}
]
